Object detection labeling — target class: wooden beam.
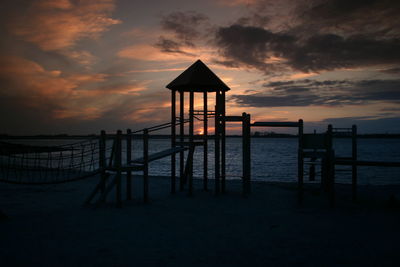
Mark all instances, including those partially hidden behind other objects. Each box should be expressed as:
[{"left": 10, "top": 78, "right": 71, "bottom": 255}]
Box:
[
  {"left": 252, "top": 121, "right": 300, "bottom": 127},
  {"left": 225, "top": 116, "right": 243, "bottom": 122}
]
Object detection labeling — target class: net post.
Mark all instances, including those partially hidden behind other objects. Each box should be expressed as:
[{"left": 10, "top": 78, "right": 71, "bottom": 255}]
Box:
[
  {"left": 298, "top": 119, "right": 304, "bottom": 205},
  {"left": 171, "top": 90, "right": 176, "bottom": 194},
  {"left": 143, "top": 129, "right": 149, "bottom": 203},
  {"left": 352, "top": 124, "right": 358, "bottom": 201},
  {"left": 203, "top": 91, "right": 208, "bottom": 191},
  {"left": 126, "top": 129, "right": 132, "bottom": 200},
  {"left": 116, "top": 130, "right": 122, "bottom": 208},
  {"left": 100, "top": 130, "right": 106, "bottom": 195}
]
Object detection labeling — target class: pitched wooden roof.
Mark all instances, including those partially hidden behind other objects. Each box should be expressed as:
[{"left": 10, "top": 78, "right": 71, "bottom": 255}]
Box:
[{"left": 166, "top": 60, "right": 230, "bottom": 92}]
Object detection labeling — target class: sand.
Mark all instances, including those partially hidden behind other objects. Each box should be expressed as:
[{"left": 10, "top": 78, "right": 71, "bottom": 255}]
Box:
[{"left": 1, "top": 175, "right": 400, "bottom": 266}]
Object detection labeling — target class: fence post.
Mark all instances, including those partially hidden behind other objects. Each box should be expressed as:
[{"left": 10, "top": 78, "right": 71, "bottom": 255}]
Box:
[
  {"left": 127, "top": 129, "right": 132, "bottom": 200},
  {"left": 352, "top": 125, "right": 357, "bottom": 201},
  {"left": 327, "top": 125, "right": 335, "bottom": 208},
  {"left": 116, "top": 130, "right": 122, "bottom": 208},
  {"left": 143, "top": 129, "right": 149, "bottom": 203},
  {"left": 203, "top": 91, "right": 208, "bottom": 191},
  {"left": 171, "top": 90, "right": 176, "bottom": 194},
  {"left": 298, "top": 119, "right": 304, "bottom": 204},
  {"left": 100, "top": 130, "right": 106, "bottom": 195},
  {"left": 242, "top": 112, "right": 251, "bottom": 196}
]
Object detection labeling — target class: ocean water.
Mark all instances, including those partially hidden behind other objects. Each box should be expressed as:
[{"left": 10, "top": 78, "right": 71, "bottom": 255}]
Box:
[
  {"left": 125, "top": 137, "right": 400, "bottom": 185},
  {"left": 3, "top": 137, "right": 400, "bottom": 185}
]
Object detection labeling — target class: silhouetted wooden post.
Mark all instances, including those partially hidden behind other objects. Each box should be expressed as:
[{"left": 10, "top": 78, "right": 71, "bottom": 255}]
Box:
[
  {"left": 327, "top": 124, "right": 335, "bottom": 207},
  {"left": 116, "top": 130, "right": 122, "bottom": 208},
  {"left": 242, "top": 113, "right": 251, "bottom": 196},
  {"left": 99, "top": 130, "right": 106, "bottom": 195},
  {"left": 298, "top": 119, "right": 304, "bottom": 204},
  {"left": 126, "top": 129, "right": 132, "bottom": 200},
  {"left": 179, "top": 91, "right": 185, "bottom": 191},
  {"left": 215, "top": 92, "right": 221, "bottom": 195},
  {"left": 188, "top": 91, "right": 194, "bottom": 196},
  {"left": 203, "top": 91, "right": 208, "bottom": 191},
  {"left": 352, "top": 125, "right": 358, "bottom": 201},
  {"left": 221, "top": 90, "right": 226, "bottom": 193},
  {"left": 143, "top": 129, "right": 149, "bottom": 203},
  {"left": 171, "top": 90, "right": 176, "bottom": 194}
]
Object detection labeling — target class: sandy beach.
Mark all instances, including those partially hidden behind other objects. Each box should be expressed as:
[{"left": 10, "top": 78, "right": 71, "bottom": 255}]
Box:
[{"left": 1, "top": 176, "right": 400, "bottom": 266}]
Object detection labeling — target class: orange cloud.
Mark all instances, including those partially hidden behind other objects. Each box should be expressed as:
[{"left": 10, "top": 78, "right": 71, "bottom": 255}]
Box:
[
  {"left": 8, "top": 0, "right": 120, "bottom": 66},
  {"left": 0, "top": 55, "right": 150, "bottom": 121},
  {"left": 10, "top": 0, "right": 120, "bottom": 51}
]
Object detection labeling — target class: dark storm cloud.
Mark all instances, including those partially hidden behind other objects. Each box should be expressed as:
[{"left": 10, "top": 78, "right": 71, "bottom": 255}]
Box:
[
  {"left": 215, "top": 24, "right": 295, "bottom": 71},
  {"left": 214, "top": 0, "right": 400, "bottom": 73},
  {"left": 159, "top": 11, "right": 209, "bottom": 46},
  {"left": 215, "top": 24, "right": 400, "bottom": 73},
  {"left": 231, "top": 79, "right": 400, "bottom": 107}
]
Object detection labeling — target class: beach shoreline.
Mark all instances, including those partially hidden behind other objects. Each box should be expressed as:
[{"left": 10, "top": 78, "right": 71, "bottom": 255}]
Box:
[{"left": 1, "top": 176, "right": 400, "bottom": 266}]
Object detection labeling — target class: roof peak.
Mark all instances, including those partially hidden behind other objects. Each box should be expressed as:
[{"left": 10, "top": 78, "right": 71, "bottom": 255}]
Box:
[{"left": 166, "top": 60, "right": 230, "bottom": 92}]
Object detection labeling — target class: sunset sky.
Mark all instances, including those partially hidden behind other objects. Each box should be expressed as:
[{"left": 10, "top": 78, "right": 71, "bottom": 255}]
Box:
[{"left": 1, "top": 0, "right": 400, "bottom": 135}]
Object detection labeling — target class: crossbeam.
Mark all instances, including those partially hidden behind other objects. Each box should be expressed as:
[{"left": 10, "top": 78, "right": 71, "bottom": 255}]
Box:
[
  {"left": 131, "top": 147, "right": 187, "bottom": 164},
  {"left": 225, "top": 116, "right": 243, "bottom": 122},
  {"left": 251, "top": 121, "right": 300, "bottom": 127}
]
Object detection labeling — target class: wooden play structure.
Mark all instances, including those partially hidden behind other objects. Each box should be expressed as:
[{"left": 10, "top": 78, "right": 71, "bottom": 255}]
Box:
[
  {"left": 85, "top": 60, "right": 305, "bottom": 206},
  {"left": 2, "top": 59, "right": 399, "bottom": 209}
]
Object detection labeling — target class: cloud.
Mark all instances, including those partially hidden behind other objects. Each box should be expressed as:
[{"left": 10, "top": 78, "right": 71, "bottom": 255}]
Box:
[
  {"left": 215, "top": 24, "right": 400, "bottom": 73},
  {"left": 213, "top": 0, "right": 400, "bottom": 74},
  {"left": 117, "top": 44, "right": 196, "bottom": 62},
  {"left": 6, "top": 0, "right": 121, "bottom": 67},
  {"left": 230, "top": 79, "right": 400, "bottom": 107},
  {"left": 160, "top": 11, "right": 209, "bottom": 47},
  {"left": 0, "top": 55, "right": 149, "bottom": 132},
  {"left": 9, "top": 0, "right": 121, "bottom": 51},
  {"left": 154, "top": 37, "right": 196, "bottom": 56}
]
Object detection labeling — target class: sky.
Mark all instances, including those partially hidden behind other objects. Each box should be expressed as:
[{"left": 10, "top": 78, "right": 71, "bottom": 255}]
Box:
[{"left": 0, "top": 0, "right": 399, "bottom": 135}]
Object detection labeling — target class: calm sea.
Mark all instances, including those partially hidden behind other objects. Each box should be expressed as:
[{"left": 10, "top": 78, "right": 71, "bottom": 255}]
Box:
[
  {"left": 127, "top": 137, "right": 400, "bottom": 185},
  {"left": 4, "top": 137, "right": 400, "bottom": 185}
]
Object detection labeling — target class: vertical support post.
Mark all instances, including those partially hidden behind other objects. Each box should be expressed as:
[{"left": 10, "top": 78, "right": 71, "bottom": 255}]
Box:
[
  {"left": 99, "top": 130, "right": 106, "bottom": 196},
  {"left": 179, "top": 91, "right": 185, "bottom": 191},
  {"left": 215, "top": 91, "right": 220, "bottom": 195},
  {"left": 143, "top": 129, "right": 149, "bottom": 203},
  {"left": 126, "top": 129, "right": 132, "bottom": 200},
  {"left": 203, "top": 91, "right": 208, "bottom": 191},
  {"left": 221, "top": 90, "right": 226, "bottom": 194},
  {"left": 242, "top": 113, "right": 251, "bottom": 196},
  {"left": 188, "top": 91, "right": 194, "bottom": 196},
  {"left": 352, "top": 125, "right": 357, "bottom": 201},
  {"left": 298, "top": 119, "right": 304, "bottom": 204},
  {"left": 327, "top": 124, "right": 335, "bottom": 208},
  {"left": 171, "top": 90, "right": 176, "bottom": 194},
  {"left": 116, "top": 130, "right": 122, "bottom": 208}
]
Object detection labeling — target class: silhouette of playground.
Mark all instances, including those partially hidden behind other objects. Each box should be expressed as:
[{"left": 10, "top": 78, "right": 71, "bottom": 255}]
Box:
[{"left": 1, "top": 60, "right": 400, "bottom": 209}]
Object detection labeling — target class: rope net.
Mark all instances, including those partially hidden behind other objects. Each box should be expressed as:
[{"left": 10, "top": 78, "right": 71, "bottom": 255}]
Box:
[{"left": 0, "top": 138, "right": 104, "bottom": 185}]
